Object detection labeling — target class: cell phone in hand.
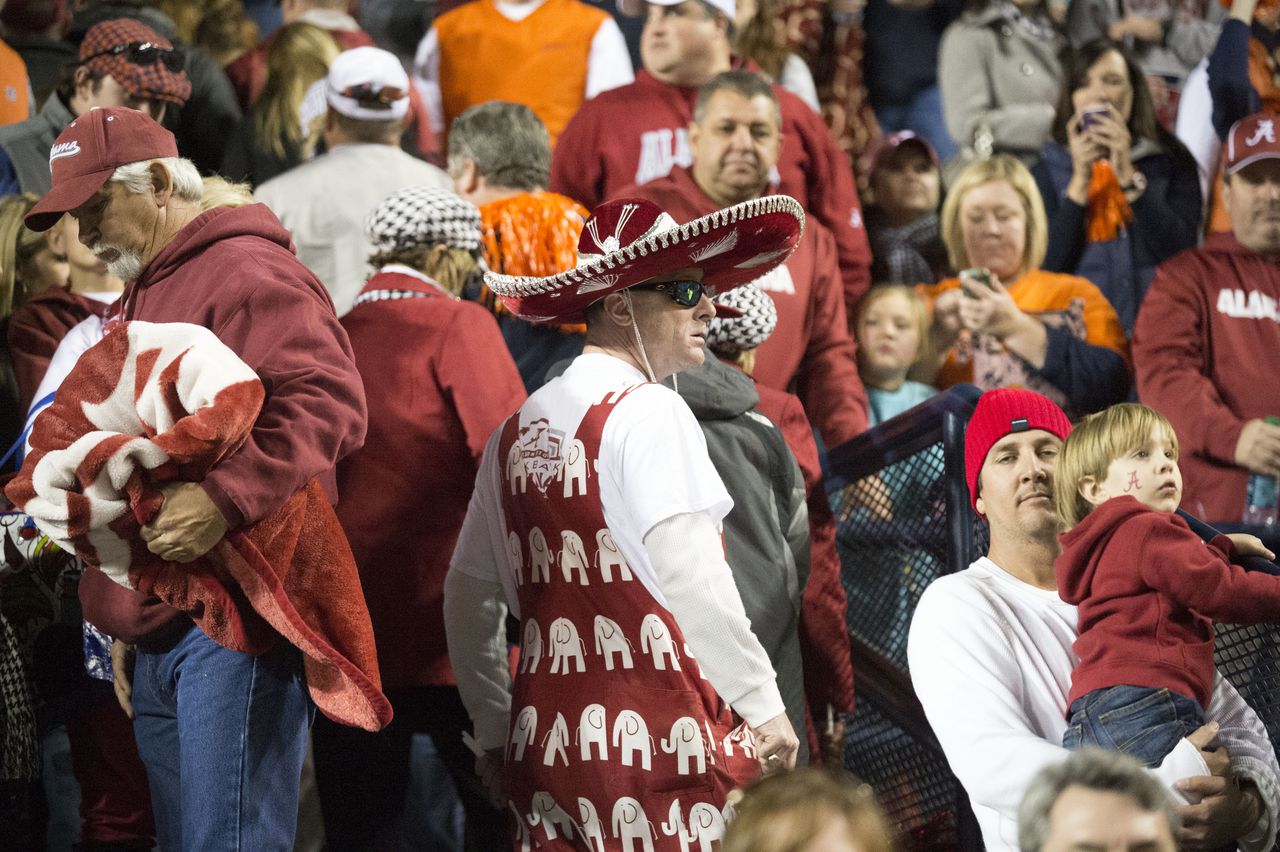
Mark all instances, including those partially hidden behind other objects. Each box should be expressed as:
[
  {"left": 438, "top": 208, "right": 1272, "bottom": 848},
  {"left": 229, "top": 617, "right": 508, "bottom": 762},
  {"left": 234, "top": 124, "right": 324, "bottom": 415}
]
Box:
[
  {"left": 960, "top": 268, "right": 992, "bottom": 298},
  {"left": 1080, "top": 105, "right": 1109, "bottom": 130}
]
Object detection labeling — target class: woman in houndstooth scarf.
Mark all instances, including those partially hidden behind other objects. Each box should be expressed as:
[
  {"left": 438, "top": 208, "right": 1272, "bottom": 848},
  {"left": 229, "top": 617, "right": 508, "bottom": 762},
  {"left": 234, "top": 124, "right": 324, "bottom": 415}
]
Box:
[{"left": 312, "top": 185, "right": 525, "bottom": 849}]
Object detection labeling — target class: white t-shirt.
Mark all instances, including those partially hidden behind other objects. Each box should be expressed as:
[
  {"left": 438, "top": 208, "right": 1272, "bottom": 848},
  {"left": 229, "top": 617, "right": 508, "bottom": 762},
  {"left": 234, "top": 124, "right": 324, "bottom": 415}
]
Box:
[
  {"left": 451, "top": 352, "right": 732, "bottom": 619},
  {"left": 908, "top": 557, "right": 1280, "bottom": 852}
]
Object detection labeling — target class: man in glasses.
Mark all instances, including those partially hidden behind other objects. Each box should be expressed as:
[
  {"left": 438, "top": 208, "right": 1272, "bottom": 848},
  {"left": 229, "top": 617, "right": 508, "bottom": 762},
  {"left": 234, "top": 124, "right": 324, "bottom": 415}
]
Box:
[
  {"left": 445, "top": 194, "right": 802, "bottom": 846},
  {"left": 0, "top": 17, "right": 189, "bottom": 196},
  {"left": 255, "top": 46, "right": 449, "bottom": 315},
  {"left": 624, "top": 70, "right": 869, "bottom": 450}
]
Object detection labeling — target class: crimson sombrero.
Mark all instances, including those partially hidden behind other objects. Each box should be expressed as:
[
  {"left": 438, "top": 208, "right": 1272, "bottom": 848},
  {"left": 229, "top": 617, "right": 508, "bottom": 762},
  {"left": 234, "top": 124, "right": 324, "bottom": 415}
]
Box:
[{"left": 485, "top": 194, "right": 805, "bottom": 324}]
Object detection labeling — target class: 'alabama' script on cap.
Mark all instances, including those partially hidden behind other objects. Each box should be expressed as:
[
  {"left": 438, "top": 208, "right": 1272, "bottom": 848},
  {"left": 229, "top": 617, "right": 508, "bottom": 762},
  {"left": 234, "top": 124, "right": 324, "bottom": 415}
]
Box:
[{"left": 49, "top": 141, "right": 80, "bottom": 164}]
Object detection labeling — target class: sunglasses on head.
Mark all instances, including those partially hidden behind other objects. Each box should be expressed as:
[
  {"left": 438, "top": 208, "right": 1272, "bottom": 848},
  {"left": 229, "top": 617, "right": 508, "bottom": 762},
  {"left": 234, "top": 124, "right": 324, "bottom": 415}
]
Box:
[
  {"left": 82, "top": 41, "right": 184, "bottom": 73},
  {"left": 641, "top": 280, "right": 717, "bottom": 307},
  {"left": 340, "top": 84, "right": 406, "bottom": 107}
]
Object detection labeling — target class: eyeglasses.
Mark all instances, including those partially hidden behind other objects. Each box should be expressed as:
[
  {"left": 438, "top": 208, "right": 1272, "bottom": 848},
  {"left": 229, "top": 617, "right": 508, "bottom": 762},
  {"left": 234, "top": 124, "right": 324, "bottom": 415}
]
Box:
[
  {"left": 641, "top": 280, "right": 717, "bottom": 307},
  {"left": 81, "top": 41, "right": 185, "bottom": 73}
]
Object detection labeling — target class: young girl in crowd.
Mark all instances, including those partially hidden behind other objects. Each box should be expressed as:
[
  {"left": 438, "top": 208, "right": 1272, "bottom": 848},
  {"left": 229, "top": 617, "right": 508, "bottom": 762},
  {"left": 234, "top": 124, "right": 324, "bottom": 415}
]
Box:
[
  {"left": 1053, "top": 403, "right": 1280, "bottom": 767},
  {"left": 855, "top": 283, "right": 936, "bottom": 425}
]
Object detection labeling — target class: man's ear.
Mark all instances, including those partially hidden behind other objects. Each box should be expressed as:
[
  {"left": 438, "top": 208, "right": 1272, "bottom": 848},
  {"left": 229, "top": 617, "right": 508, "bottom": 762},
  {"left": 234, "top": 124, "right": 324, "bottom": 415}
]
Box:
[
  {"left": 1078, "top": 476, "right": 1106, "bottom": 507},
  {"left": 599, "top": 291, "right": 635, "bottom": 328},
  {"left": 454, "top": 158, "right": 481, "bottom": 198},
  {"left": 148, "top": 161, "right": 174, "bottom": 207}
]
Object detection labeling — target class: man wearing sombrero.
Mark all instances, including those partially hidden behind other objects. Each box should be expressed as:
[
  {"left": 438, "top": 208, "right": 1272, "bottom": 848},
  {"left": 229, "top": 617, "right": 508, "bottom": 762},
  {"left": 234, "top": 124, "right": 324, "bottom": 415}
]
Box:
[{"left": 446, "top": 194, "right": 804, "bottom": 846}]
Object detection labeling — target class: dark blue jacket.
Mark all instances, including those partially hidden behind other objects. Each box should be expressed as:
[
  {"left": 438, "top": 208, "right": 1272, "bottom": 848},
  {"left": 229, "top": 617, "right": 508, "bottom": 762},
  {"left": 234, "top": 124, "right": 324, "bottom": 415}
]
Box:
[{"left": 1032, "top": 141, "right": 1202, "bottom": 334}]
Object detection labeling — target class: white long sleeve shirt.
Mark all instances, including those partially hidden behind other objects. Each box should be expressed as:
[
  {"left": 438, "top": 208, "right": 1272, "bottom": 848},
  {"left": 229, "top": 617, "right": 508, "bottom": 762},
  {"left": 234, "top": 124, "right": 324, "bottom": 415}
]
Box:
[{"left": 908, "top": 557, "right": 1280, "bottom": 852}]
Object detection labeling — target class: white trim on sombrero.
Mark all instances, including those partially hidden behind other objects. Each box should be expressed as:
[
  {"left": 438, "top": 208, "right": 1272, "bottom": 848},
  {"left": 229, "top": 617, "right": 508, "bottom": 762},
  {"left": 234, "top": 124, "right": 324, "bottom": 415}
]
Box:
[{"left": 485, "top": 195, "right": 805, "bottom": 299}]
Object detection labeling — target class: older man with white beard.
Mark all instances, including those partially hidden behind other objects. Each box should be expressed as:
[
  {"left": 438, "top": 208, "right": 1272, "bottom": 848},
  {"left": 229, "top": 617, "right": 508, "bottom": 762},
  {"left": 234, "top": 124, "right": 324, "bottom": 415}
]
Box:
[{"left": 24, "top": 106, "right": 367, "bottom": 851}]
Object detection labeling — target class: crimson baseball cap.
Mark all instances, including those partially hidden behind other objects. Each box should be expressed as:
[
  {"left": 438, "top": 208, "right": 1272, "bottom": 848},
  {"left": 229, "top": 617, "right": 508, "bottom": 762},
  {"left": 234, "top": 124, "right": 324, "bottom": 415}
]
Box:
[
  {"left": 964, "top": 388, "right": 1073, "bottom": 515},
  {"left": 1225, "top": 112, "right": 1280, "bottom": 175},
  {"left": 26, "top": 107, "right": 178, "bottom": 232}
]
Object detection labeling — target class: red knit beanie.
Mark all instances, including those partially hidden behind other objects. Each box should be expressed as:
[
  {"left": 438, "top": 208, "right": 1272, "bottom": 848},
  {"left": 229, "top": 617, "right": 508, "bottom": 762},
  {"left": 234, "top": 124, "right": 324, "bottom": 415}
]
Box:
[{"left": 965, "top": 388, "right": 1073, "bottom": 514}]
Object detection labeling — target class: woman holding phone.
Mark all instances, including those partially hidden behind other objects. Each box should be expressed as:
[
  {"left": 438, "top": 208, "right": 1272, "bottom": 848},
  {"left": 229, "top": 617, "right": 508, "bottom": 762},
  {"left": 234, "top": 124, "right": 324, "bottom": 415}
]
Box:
[
  {"left": 1031, "top": 40, "right": 1202, "bottom": 335},
  {"left": 922, "top": 154, "right": 1130, "bottom": 417}
]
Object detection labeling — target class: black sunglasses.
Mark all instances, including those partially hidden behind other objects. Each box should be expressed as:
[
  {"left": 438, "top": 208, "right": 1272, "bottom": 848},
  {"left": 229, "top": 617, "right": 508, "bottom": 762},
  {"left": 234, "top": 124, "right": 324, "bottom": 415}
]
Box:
[
  {"left": 82, "top": 41, "right": 185, "bottom": 73},
  {"left": 641, "top": 280, "right": 717, "bottom": 307}
]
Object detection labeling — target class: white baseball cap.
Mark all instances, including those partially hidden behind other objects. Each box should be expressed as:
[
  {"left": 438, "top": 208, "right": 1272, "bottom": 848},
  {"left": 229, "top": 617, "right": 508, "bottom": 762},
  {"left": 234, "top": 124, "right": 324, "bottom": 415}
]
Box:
[
  {"left": 325, "top": 46, "right": 409, "bottom": 122},
  {"left": 617, "top": 0, "right": 737, "bottom": 20}
]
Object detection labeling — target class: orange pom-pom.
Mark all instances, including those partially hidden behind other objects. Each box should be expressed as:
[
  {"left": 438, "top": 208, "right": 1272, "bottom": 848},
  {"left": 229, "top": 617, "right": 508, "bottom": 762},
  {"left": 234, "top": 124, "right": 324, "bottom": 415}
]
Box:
[{"left": 1085, "top": 160, "right": 1133, "bottom": 243}]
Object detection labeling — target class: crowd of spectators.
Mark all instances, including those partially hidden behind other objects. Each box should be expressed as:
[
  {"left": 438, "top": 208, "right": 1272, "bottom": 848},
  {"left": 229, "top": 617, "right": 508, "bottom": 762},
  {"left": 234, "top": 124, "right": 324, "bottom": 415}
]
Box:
[{"left": 1, "top": 0, "right": 1280, "bottom": 849}]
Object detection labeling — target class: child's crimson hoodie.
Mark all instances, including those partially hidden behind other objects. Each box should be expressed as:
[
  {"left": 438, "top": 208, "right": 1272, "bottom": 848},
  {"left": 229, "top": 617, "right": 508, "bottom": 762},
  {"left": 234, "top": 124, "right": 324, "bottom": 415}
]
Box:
[{"left": 1056, "top": 495, "right": 1280, "bottom": 711}]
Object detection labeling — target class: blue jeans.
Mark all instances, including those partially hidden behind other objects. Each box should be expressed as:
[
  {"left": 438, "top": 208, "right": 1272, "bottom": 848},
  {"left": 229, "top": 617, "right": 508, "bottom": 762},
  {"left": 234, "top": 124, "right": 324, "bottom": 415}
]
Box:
[
  {"left": 131, "top": 623, "right": 314, "bottom": 851},
  {"left": 875, "top": 85, "right": 959, "bottom": 164},
  {"left": 1063, "top": 685, "right": 1206, "bottom": 767}
]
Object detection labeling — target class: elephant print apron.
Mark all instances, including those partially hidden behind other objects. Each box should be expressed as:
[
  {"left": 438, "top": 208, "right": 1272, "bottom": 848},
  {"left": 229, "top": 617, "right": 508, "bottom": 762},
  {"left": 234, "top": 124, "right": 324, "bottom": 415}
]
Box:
[{"left": 498, "top": 385, "right": 759, "bottom": 852}]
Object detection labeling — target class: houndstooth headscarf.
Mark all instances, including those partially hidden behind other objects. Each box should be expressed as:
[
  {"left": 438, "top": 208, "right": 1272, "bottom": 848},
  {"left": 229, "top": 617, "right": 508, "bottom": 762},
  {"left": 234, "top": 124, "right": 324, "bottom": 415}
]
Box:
[
  {"left": 706, "top": 282, "right": 777, "bottom": 354},
  {"left": 366, "top": 186, "right": 483, "bottom": 255}
]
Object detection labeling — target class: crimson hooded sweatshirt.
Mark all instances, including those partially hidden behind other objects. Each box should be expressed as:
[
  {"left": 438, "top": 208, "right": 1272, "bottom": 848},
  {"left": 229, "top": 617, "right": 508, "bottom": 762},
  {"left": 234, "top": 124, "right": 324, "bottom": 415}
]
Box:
[
  {"left": 82, "top": 203, "right": 368, "bottom": 647},
  {"left": 1134, "top": 232, "right": 1280, "bottom": 522},
  {"left": 550, "top": 68, "right": 872, "bottom": 310},
  {"left": 1056, "top": 495, "right": 1280, "bottom": 710}
]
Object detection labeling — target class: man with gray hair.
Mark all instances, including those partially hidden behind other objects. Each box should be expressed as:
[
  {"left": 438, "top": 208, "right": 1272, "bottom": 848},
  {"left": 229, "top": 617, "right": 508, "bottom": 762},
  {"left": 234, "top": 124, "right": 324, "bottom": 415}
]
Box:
[
  {"left": 24, "top": 106, "right": 368, "bottom": 851},
  {"left": 448, "top": 100, "right": 590, "bottom": 390},
  {"left": 1019, "top": 749, "right": 1180, "bottom": 852}
]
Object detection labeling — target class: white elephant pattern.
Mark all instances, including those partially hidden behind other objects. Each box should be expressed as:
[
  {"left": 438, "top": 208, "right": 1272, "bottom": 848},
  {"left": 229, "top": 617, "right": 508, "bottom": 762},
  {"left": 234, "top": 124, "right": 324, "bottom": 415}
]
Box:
[
  {"left": 595, "top": 528, "right": 632, "bottom": 582},
  {"left": 548, "top": 617, "right": 586, "bottom": 674},
  {"left": 560, "top": 529, "right": 591, "bottom": 585},
  {"left": 509, "top": 802, "right": 532, "bottom": 852},
  {"left": 576, "top": 703, "right": 608, "bottom": 761},
  {"left": 661, "top": 716, "right": 707, "bottom": 776},
  {"left": 723, "top": 725, "right": 756, "bottom": 760},
  {"left": 612, "top": 796, "right": 656, "bottom": 852},
  {"left": 687, "top": 801, "right": 727, "bottom": 851},
  {"left": 660, "top": 799, "right": 693, "bottom": 852},
  {"left": 541, "top": 712, "right": 570, "bottom": 767},
  {"left": 528, "top": 791, "right": 575, "bottom": 842},
  {"left": 593, "top": 614, "right": 634, "bottom": 671},
  {"left": 560, "top": 438, "right": 589, "bottom": 498},
  {"left": 509, "top": 706, "right": 537, "bottom": 762},
  {"left": 529, "top": 527, "right": 551, "bottom": 583},
  {"left": 519, "top": 618, "right": 542, "bottom": 674},
  {"left": 578, "top": 796, "right": 607, "bottom": 852},
  {"left": 506, "top": 442, "right": 527, "bottom": 494},
  {"left": 640, "top": 613, "right": 681, "bottom": 671},
  {"left": 612, "top": 709, "right": 653, "bottom": 770},
  {"left": 507, "top": 530, "right": 523, "bottom": 586}
]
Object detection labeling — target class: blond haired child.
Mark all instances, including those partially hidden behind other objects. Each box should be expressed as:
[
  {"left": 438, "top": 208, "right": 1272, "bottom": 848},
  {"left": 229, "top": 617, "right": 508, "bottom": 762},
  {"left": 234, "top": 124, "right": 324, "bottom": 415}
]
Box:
[
  {"left": 1053, "top": 402, "right": 1280, "bottom": 766},
  {"left": 854, "top": 284, "right": 935, "bottom": 425}
]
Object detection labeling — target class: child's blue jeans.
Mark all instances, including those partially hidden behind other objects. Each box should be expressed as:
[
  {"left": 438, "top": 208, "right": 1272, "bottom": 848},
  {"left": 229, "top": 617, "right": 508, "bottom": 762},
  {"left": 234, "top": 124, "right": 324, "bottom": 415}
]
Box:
[{"left": 1062, "top": 684, "right": 1206, "bottom": 767}]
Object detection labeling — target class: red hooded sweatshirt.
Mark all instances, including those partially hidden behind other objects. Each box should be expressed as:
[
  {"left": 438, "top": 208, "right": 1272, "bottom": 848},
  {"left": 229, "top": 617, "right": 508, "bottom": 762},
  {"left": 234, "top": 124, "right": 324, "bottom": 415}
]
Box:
[
  {"left": 1134, "top": 232, "right": 1280, "bottom": 522},
  {"left": 624, "top": 167, "right": 869, "bottom": 447},
  {"left": 550, "top": 68, "right": 872, "bottom": 310},
  {"left": 82, "top": 203, "right": 368, "bottom": 648},
  {"left": 1056, "top": 495, "right": 1280, "bottom": 710}
]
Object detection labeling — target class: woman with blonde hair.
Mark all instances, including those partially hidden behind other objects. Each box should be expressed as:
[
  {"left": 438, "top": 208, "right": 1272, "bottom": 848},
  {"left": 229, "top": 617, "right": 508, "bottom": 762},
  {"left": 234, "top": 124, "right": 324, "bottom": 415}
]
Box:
[
  {"left": 221, "top": 22, "right": 340, "bottom": 187},
  {"left": 923, "top": 154, "right": 1129, "bottom": 416}
]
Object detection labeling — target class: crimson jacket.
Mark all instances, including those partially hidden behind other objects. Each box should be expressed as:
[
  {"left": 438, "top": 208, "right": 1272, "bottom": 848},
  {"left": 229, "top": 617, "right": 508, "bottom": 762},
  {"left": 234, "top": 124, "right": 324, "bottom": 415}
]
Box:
[
  {"left": 7, "top": 287, "right": 111, "bottom": 411},
  {"left": 625, "top": 168, "right": 869, "bottom": 447},
  {"left": 337, "top": 269, "right": 525, "bottom": 688},
  {"left": 551, "top": 69, "right": 872, "bottom": 310},
  {"left": 1056, "top": 495, "right": 1280, "bottom": 710},
  {"left": 1134, "top": 232, "right": 1280, "bottom": 522}
]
